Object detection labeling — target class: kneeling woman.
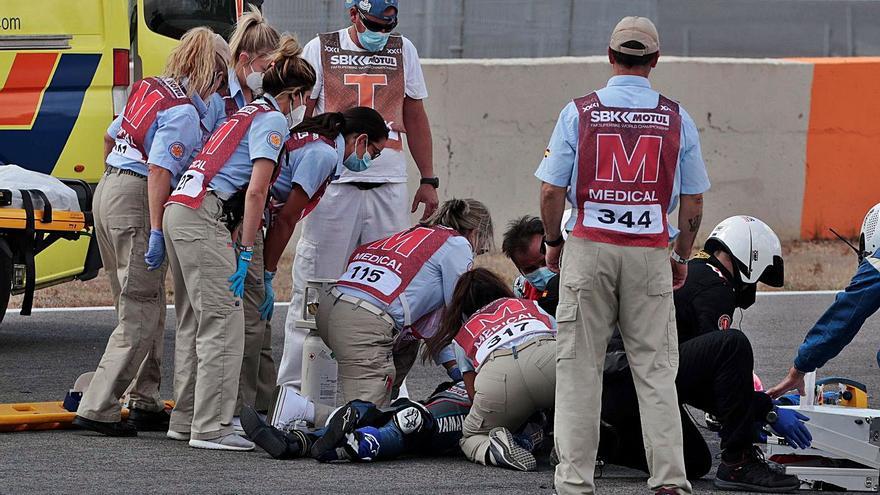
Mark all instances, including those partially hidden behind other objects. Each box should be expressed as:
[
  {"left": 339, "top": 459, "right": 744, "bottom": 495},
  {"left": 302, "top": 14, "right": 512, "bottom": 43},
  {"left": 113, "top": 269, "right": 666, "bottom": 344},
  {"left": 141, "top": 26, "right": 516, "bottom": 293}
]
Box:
[
  {"left": 162, "top": 35, "right": 315, "bottom": 451},
  {"left": 425, "top": 268, "right": 557, "bottom": 472}
]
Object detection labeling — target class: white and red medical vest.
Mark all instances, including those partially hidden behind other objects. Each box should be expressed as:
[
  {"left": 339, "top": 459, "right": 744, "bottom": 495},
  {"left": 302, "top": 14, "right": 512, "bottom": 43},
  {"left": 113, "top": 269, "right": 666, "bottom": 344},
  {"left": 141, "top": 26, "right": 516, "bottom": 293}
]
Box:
[
  {"left": 166, "top": 102, "right": 273, "bottom": 209},
  {"left": 572, "top": 92, "right": 681, "bottom": 247},
  {"left": 455, "top": 298, "right": 555, "bottom": 370},
  {"left": 117, "top": 77, "right": 191, "bottom": 162},
  {"left": 319, "top": 32, "right": 405, "bottom": 151},
  {"left": 280, "top": 132, "right": 336, "bottom": 221},
  {"left": 336, "top": 225, "right": 459, "bottom": 305}
]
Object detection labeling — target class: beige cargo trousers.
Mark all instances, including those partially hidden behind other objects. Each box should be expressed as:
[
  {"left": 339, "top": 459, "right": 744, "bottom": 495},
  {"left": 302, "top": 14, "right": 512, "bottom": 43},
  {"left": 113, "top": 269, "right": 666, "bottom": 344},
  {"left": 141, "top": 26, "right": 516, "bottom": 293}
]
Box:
[
  {"left": 78, "top": 168, "right": 167, "bottom": 422},
  {"left": 163, "top": 195, "right": 244, "bottom": 440},
  {"left": 553, "top": 237, "right": 691, "bottom": 495}
]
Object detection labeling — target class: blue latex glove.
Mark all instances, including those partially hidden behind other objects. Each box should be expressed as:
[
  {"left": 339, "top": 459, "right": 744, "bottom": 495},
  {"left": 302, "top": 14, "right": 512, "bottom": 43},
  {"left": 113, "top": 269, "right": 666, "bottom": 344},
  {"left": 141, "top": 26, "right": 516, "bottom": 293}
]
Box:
[
  {"left": 770, "top": 407, "right": 812, "bottom": 449},
  {"left": 259, "top": 270, "right": 276, "bottom": 320},
  {"left": 446, "top": 365, "right": 463, "bottom": 382},
  {"left": 228, "top": 249, "right": 252, "bottom": 298},
  {"left": 145, "top": 229, "right": 165, "bottom": 271}
]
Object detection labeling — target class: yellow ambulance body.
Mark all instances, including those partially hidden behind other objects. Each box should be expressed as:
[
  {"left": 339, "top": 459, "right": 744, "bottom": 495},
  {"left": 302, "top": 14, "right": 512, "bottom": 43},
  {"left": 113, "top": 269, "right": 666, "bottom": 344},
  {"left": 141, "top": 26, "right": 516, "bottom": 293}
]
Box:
[{"left": 0, "top": 0, "right": 243, "bottom": 321}]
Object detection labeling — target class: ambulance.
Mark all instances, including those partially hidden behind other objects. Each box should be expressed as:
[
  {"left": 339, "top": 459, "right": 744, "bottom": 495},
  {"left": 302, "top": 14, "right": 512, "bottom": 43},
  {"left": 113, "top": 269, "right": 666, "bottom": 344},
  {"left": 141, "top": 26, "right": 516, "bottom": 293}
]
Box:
[{"left": 0, "top": 0, "right": 247, "bottom": 323}]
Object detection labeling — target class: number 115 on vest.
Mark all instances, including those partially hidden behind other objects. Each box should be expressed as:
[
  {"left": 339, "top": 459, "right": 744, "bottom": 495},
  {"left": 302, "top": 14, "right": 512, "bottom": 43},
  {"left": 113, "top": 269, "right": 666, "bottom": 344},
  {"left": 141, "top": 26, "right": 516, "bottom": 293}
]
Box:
[
  {"left": 582, "top": 201, "right": 663, "bottom": 234},
  {"left": 340, "top": 261, "right": 403, "bottom": 297}
]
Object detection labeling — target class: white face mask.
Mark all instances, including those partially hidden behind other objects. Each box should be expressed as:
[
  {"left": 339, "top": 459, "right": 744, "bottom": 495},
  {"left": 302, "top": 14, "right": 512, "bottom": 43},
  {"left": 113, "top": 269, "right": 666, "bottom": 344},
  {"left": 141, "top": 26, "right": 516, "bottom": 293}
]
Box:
[
  {"left": 244, "top": 59, "right": 264, "bottom": 95},
  {"left": 287, "top": 104, "right": 306, "bottom": 129}
]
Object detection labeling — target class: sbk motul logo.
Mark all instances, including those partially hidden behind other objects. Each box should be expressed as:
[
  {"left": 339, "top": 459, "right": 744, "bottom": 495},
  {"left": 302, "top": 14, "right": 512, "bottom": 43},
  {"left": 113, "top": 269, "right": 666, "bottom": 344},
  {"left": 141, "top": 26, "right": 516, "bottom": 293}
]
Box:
[
  {"left": 590, "top": 110, "right": 669, "bottom": 126},
  {"left": 330, "top": 54, "right": 397, "bottom": 67}
]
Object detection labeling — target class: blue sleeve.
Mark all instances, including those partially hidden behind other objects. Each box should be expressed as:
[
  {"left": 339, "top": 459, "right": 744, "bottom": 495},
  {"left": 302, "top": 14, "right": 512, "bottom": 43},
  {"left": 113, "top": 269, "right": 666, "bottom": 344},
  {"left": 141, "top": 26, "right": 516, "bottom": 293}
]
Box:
[
  {"left": 248, "top": 112, "right": 288, "bottom": 163},
  {"left": 453, "top": 341, "right": 476, "bottom": 374},
  {"left": 206, "top": 92, "right": 228, "bottom": 131},
  {"left": 107, "top": 114, "right": 123, "bottom": 138},
  {"left": 677, "top": 107, "right": 711, "bottom": 195},
  {"left": 290, "top": 143, "right": 338, "bottom": 198},
  {"left": 435, "top": 344, "right": 457, "bottom": 366},
  {"left": 440, "top": 237, "right": 474, "bottom": 306},
  {"left": 794, "top": 259, "right": 880, "bottom": 372},
  {"left": 147, "top": 105, "right": 202, "bottom": 176},
  {"left": 535, "top": 101, "right": 579, "bottom": 187}
]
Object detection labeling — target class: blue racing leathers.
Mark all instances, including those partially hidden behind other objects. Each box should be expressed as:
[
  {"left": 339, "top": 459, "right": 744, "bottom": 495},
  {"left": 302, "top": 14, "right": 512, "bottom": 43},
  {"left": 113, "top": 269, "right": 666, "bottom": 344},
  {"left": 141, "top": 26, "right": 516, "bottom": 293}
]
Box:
[{"left": 794, "top": 256, "right": 880, "bottom": 373}]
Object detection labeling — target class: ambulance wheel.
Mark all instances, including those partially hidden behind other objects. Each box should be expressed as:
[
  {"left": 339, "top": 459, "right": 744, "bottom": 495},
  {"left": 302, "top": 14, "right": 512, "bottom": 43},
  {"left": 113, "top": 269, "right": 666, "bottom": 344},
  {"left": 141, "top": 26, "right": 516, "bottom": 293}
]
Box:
[{"left": 0, "top": 253, "right": 10, "bottom": 325}]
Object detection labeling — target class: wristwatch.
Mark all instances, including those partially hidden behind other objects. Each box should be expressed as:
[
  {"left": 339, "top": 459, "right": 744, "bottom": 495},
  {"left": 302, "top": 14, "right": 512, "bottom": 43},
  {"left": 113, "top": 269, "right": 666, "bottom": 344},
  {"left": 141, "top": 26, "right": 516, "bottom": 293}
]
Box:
[
  {"left": 670, "top": 251, "right": 688, "bottom": 265},
  {"left": 765, "top": 409, "right": 778, "bottom": 424},
  {"left": 543, "top": 234, "right": 565, "bottom": 248},
  {"left": 420, "top": 177, "right": 440, "bottom": 189}
]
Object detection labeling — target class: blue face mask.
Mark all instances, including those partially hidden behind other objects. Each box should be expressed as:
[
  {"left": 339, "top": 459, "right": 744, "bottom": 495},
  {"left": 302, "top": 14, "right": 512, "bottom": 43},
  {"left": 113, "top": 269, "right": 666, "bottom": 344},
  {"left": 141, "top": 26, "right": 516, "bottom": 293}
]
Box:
[
  {"left": 343, "top": 135, "right": 372, "bottom": 172},
  {"left": 523, "top": 267, "right": 555, "bottom": 291},
  {"left": 357, "top": 28, "right": 390, "bottom": 52}
]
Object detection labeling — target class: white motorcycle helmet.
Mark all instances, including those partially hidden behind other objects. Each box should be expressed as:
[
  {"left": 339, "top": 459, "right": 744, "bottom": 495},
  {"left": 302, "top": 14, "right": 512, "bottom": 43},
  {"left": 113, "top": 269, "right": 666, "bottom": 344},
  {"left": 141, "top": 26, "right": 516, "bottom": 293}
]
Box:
[
  {"left": 703, "top": 216, "right": 784, "bottom": 287},
  {"left": 860, "top": 203, "right": 880, "bottom": 260}
]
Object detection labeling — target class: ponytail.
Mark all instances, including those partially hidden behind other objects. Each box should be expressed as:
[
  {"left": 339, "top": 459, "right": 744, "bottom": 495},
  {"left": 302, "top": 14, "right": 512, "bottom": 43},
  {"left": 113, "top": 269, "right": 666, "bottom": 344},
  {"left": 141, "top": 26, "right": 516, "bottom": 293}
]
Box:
[
  {"left": 163, "top": 27, "right": 222, "bottom": 98},
  {"left": 422, "top": 268, "right": 514, "bottom": 363},
  {"left": 261, "top": 34, "right": 316, "bottom": 99},
  {"left": 425, "top": 199, "right": 494, "bottom": 255},
  {"left": 293, "top": 106, "right": 388, "bottom": 141},
  {"left": 229, "top": 7, "right": 280, "bottom": 66}
]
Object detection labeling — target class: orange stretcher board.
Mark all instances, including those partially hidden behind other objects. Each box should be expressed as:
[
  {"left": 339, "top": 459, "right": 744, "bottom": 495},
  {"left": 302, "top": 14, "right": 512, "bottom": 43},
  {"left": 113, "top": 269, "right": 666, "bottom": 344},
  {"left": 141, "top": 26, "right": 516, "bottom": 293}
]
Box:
[
  {"left": 0, "top": 208, "right": 86, "bottom": 232},
  {"left": 0, "top": 400, "right": 174, "bottom": 432}
]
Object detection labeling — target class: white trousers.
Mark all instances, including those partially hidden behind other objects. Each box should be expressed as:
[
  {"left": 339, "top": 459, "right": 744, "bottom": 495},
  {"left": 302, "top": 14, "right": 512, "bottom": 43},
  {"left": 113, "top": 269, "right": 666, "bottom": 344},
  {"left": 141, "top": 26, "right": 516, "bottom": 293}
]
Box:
[{"left": 277, "top": 182, "right": 410, "bottom": 389}]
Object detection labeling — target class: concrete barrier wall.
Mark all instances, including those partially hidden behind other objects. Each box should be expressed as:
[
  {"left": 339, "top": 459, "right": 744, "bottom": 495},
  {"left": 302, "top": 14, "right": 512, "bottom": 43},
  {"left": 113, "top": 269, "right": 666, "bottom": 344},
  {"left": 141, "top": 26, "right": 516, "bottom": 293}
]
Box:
[{"left": 402, "top": 56, "right": 880, "bottom": 241}]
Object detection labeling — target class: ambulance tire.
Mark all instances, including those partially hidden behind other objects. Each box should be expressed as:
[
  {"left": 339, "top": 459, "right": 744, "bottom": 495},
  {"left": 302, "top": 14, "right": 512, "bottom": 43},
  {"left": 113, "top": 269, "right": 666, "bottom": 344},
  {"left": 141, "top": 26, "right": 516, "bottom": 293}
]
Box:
[{"left": 0, "top": 251, "right": 10, "bottom": 325}]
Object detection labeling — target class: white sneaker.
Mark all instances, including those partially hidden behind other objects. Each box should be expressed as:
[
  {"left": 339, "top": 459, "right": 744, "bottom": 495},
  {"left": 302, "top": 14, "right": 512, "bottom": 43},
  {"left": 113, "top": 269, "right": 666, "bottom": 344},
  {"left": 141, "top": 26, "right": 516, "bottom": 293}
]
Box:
[
  {"left": 189, "top": 433, "right": 254, "bottom": 451},
  {"left": 487, "top": 427, "right": 536, "bottom": 471},
  {"left": 271, "top": 386, "right": 314, "bottom": 430},
  {"left": 166, "top": 430, "right": 189, "bottom": 441}
]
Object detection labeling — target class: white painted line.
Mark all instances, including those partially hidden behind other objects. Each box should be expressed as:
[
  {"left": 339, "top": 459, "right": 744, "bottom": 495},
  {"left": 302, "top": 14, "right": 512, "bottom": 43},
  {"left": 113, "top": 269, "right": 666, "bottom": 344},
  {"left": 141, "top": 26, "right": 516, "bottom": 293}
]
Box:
[
  {"left": 757, "top": 290, "right": 841, "bottom": 296},
  {"left": 9, "top": 302, "right": 292, "bottom": 313}
]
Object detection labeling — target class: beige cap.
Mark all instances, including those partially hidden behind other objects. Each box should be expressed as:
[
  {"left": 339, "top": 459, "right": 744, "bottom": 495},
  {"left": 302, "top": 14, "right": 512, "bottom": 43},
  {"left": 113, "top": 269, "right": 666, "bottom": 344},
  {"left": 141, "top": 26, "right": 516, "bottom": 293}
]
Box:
[{"left": 609, "top": 16, "right": 659, "bottom": 56}]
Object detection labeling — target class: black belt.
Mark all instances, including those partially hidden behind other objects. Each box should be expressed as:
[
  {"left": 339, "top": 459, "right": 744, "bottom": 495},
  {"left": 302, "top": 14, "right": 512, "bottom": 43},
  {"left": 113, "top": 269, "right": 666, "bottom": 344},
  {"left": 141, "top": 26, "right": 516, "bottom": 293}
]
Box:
[
  {"left": 346, "top": 182, "right": 385, "bottom": 191},
  {"left": 105, "top": 165, "right": 146, "bottom": 180}
]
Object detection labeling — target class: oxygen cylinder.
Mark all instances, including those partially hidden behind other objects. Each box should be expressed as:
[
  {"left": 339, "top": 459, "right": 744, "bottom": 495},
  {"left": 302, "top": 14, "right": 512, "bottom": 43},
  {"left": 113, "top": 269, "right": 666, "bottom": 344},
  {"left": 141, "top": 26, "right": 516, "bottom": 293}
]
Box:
[{"left": 300, "top": 330, "right": 337, "bottom": 406}]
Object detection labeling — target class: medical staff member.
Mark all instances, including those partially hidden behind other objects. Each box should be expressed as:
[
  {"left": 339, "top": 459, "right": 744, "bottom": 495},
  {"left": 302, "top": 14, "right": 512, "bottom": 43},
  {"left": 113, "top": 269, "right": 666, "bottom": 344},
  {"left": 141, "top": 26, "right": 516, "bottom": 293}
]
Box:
[
  {"left": 503, "top": 216, "right": 561, "bottom": 314},
  {"left": 162, "top": 35, "right": 316, "bottom": 452},
  {"left": 768, "top": 203, "right": 880, "bottom": 399},
  {"left": 262, "top": 107, "right": 389, "bottom": 277},
  {"left": 278, "top": 0, "right": 439, "bottom": 394},
  {"left": 537, "top": 17, "right": 710, "bottom": 495},
  {"left": 221, "top": 8, "right": 283, "bottom": 426},
  {"left": 74, "top": 27, "right": 227, "bottom": 438},
  {"left": 423, "top": 269, "right": 556, "bottom": 472}
]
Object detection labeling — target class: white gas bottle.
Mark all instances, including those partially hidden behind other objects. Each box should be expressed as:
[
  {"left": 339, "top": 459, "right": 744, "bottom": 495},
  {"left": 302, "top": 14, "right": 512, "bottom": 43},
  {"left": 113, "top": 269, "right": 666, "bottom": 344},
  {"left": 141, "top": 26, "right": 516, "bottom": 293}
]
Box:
[{"left": 300, "top": 329, "right": 338, "bottom": 406}]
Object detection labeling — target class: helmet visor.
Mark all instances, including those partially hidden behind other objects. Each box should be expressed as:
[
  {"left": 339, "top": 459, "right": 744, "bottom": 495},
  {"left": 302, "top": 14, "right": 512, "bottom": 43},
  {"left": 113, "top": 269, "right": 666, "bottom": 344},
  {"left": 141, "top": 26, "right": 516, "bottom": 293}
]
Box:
[{"left": 758, "top": 255, "right": 785, "bottom": 288}]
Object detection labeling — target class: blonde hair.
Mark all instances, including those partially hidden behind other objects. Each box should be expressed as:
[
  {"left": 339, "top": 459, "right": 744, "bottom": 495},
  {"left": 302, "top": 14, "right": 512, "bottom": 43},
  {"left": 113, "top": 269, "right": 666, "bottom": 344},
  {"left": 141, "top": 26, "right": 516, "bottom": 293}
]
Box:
[
  {"left": 229, "top": 7, "right": 281, "bottom": 66},
  {"left": 261, "top": 34, "right": 316, "bottom": 98},
  {"left": 212, "top": 33, "right": 231, "bottom": 66},
  {"left": 163, "top": 27, "right": 222, "bottom": 98},
  {"left": 425, "top": 199, "right": 494, "bottom": 254}
]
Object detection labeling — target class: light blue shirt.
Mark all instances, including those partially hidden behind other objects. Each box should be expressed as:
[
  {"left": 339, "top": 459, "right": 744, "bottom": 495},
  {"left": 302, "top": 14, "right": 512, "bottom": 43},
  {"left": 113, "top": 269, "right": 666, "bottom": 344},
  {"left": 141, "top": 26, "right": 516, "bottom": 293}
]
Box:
[
  {"left": 209, "top": 94, "right": 289, "bottom": 196},
  {"left": 270, "top": 133, "right": 344, "bottom": 201},
  {"left": 106, "top": 91, "right": 213, "bottom": 184},
  {"left": 453, "top": 303, "right": 557, "bottom": 373},
  {"left": 535, "top": 75, "right": 710, "bottom": 238},
  {"left": 337, "top": 235, "right": 474, "bottom": 330}
]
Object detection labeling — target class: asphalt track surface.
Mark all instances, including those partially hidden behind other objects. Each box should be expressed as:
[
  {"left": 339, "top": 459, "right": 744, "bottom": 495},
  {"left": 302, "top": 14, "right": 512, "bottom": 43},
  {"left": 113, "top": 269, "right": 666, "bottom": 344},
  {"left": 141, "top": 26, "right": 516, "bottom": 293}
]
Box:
[{"left": 1, "top": 292, "right": 878, "bottom": 494}]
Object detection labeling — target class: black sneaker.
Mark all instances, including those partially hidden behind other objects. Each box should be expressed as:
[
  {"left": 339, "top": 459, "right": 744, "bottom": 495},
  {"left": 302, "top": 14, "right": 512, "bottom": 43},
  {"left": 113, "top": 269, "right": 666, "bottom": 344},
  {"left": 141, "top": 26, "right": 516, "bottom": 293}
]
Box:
[
  {"left": 487, "top": 427, "right": 537, "bottom": 471},
  {"left": 241, "top": 405, "right": 310, "bottom": 459},
  {"left": 714, "top": 446, "right": 801, "bottom": 493},
  {"left": 126, "top": 407, "right": 171, "bottom": 431},
  {"left": 310, "top": 403, "right": 359, "bottom": 461},
  {"left": 73, "top": 415, "right": 137, "bottom": 437}
]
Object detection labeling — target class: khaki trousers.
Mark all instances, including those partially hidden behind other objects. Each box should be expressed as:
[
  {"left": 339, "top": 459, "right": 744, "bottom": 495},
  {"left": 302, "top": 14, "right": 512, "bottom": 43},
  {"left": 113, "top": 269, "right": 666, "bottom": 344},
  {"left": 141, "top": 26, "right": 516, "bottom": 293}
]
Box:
[
  {"left": 78, "top": 169, "right": 166, "bottom": 422},
  {"left": 316, "top": 291, "right": 414, "bottom": 423},
  {"left": 460, "top": 338, "right": 556, "bottom": 464},
  {"left": 164, "top": 196, "right": 244, "bottom": 440},
  {"left": 554, "top": 237, "right": 691, "bottom": 495},
  {"left": 236, "top": 233, "right": 277, "bottom": 414}
]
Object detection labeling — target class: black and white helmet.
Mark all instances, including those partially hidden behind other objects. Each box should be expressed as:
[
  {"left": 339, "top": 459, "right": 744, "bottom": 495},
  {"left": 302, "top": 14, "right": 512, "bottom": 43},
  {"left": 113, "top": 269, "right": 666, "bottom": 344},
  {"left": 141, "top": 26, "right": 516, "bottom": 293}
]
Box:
[
  {"left": 704, "top": 216, "right": 784, "bottom": 287},
  {"left": 860, "top": 203, "right": 880, "bottom": 260}
]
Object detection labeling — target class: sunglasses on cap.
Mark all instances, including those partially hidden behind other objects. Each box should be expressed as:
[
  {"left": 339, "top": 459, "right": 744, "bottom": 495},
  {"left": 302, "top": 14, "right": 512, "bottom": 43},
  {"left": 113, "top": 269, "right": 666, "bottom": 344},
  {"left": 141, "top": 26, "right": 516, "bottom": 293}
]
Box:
[{"left": 357, "top": 9, "right": 397, "bottom": 33}]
